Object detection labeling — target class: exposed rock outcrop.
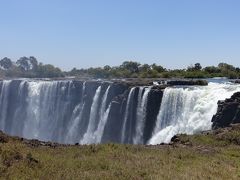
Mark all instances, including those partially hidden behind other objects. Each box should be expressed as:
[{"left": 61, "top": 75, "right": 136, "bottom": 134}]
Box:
[
  {"left": 212, "top": 92, "right": 240, "bottom": 129},
  {"left": 231, "top": 80, "right": 240, "bottom": 84},
  {"left": 166, "top": 79, "right": 208, "bottom": 86}
]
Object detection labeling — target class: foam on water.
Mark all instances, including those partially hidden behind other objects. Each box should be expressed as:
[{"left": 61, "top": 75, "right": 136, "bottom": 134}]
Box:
[{"left": 149, "top": 82, "right": 240, "bottom": 144}]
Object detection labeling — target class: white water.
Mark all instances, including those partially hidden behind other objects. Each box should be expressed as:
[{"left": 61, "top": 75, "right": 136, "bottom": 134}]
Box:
[
  {"left": 149, "top": 82, "right": 240, "bottom": 144},
  {"left": 65, "top": 82, "right": 86, "bottom": 143},
  {"left": 23, "top": 81, "right": 73, "bottom": 141},
  {"left": 1, "top": 79, "right": 240, "bottom": 145},
  {"left": 133, "top": 87, "right": 151, "bottom": 144},
  {"left": 99, "top": 86, "right": 111, "bottom": 121},
  {"left": 94, "top": 103, "right": 112, "bottom": 143},
  {"left": 81, "top": 86, "right": 102, "bottom": 144},
  {"left": 0, "top": 80, "right": 116, "bottom": 144},
  {"left": 93, "top": 85, "right": 111, "bottom": 143},
  {"left": 11, "top": 81, "right": 27, "bottom": 135},
  {"left": 0, "top": 80, "right": 11, "bottom": 130},
  {"left": 121, "top": 87, "right": 136, "bottom": 143},
  {"left": 82, "top": 86, "right": 112, "bottom": 144}
]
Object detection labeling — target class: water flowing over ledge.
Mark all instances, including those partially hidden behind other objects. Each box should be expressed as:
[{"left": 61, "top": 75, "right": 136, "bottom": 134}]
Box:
[{"left": 0, "top": 79, "right": 240, "bottom": 145}]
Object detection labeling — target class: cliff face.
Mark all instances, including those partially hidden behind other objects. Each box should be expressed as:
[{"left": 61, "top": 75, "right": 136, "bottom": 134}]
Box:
[
  {"left": 212, "top": 92, "right": 240, "bottom": 129},
  {"left": 0, "top": 79, "right": 164, "bottom": 144},
  {"left": 1, "top": 78, "right": 239, "bottom": 145}
]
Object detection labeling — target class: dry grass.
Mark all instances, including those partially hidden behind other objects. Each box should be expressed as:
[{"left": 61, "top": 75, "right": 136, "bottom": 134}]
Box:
[{"left": 1, "top": 126, "right": 240, "bottom": 179}]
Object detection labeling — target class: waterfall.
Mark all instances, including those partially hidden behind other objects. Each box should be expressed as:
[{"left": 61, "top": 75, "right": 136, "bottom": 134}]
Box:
[
  {"left": 1, "top": 79, "right": 240, "bottom": 145},
  {"left": 92, "top": 86, "right": 111, "bottom": 143},
  {"left": 23, "top": 81, "right": 74, "bottom": 141},
  {"left": 99, "top": 86, "right": 111, "bottom": 121},
  {"left": 149, "top": 82, "right": 240, "bottom": 144},
  {"left": 80, "top": 86, "right": 102, "bottom": 144},
  {"left": 10, "top": 81, "right": 27, "bottom": 135},
  {"left": 80, "top": 85, "right": 112, "bottom": 144},
  {"left": 25, "top": 81, "right": 77, "bottom": 142},
  {"left": 133, "top": 87, "right": 151, "bottom": 144},
  {"left": 94, "top": 103, "right": 112, "bottom": 143},
  {"left": 65, "top": 82, "right": 86, "bottom": 143},
  {"left": 121, "top": 87, "right": 136, "bottom": 143},
  {"left": 0, "top": 80, "right": 11, "bottom": 130}
]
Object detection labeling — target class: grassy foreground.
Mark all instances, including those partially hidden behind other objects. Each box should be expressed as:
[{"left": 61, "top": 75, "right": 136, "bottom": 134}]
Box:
[{"left": 1, "top": 125, "right": 240, "bottom": 179}]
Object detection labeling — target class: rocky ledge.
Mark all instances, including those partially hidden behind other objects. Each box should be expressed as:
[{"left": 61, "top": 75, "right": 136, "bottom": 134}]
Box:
[
  {"left": 231, "top": 79, "right": 240, "bottom": 84},
  {"left": 166, "top": 79, "right": 208, "bottom": 86},
  {"left": 212, "top": 92, "right": 240, "bottom": 129},
  {"left": 115, "top": 78, "right": 208, "bottom": 87}
]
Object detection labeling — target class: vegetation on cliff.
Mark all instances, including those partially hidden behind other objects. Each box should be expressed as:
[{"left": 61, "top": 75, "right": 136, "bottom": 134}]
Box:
[
  {"left": 1, "top": 57, "right": 240, "bottom": 79},
  {"left": 1, "top": 124, "right": 240, "bottom": 179}
]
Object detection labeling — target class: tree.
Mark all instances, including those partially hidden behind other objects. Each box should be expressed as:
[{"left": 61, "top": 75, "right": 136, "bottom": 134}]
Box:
[
  {"left": 139, "top": 64, "right": 151, "bottom": 72},
  {"left": 204, "top": 66, "right": 220, "bottom": 74},
  {"left": 187, "top": 63, "right": 202, "bottom": 71},
  {"left": 16, "top": 57, "right": 31, "bottom": 71},
  {"left": 120, "top": 61, "right": 140, "bottom": 73},
  {"left": 36, "top": 63, "right": 63, "bottom": 78},
  {"left": 194, "top": 63, "right": 202, "bottom": 71},
  {"left": 29, "top": 56, "right": 38, "bottom": 70},
  {"left": 218, "top": 63, "right": 235, "bottom": 72},
  {"left": 16, "top": 56, "right": 39, "bottom": 72},
  {"left": 103, "top": 65, "right": 111, "bottom": 71},
  {"left": 0, "top": 57, "right": 13, "bottom": 70},
  {"left": 151, "top": 63, "right": 166, "bottom": 73}
]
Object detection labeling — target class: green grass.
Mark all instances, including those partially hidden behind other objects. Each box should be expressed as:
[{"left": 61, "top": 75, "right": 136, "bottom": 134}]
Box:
[{"left": 1, "top": 126, "right": 240, "bottom": 179}]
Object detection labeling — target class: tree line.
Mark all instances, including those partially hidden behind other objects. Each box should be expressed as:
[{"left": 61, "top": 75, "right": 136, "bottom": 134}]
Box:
[
  {"left": 0, "top": 57, "right": 63, "bottom": 78},
  {"left": 1, "top": 57, "right": 240, "bottom": 79},
  {"left": 67, "top": 61, "right": 240, "bottom": 79}
]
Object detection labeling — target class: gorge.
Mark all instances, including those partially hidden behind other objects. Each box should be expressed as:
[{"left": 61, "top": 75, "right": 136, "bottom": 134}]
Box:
[{"left": 0, "top": 79, "right": 240, "bottom": 145}]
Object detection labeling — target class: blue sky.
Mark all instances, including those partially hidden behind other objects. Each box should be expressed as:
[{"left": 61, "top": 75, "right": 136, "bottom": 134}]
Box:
[{"left": 0, "top": 0, "right": 240, "bottom": 70}]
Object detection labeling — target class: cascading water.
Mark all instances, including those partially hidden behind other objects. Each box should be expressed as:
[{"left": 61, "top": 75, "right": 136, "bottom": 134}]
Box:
[
  {"left": 65, "top": 82, "right": 86, "bottom": 143},
  {"left": 0, "top": 80, "right": 11, "bottom": 130},
  {"left": 94, "top": 103, "right": 112, "bottom": 143},
  {"left": 1, "top": 79, "right": 240, "bottom": 145},
  {"left": 81, "top": 86, "right": 102, "bottom": 144},
  {"left": 93, "top": 86, "right": 112, "bottom": 143},
  {"left": 149, "top": 82, "right": 240, "bottom": 144},
  {"left": 133, "top": 87, "right": 151, "bottom": 144},
  {"left": 99, "top": 86, "right": 111, "bottom": 120},
  {"left": 121, "top": 87, "right": 136, "bottom": 143},
  {"left": 23, "top": 81, "right": 74, "bottom": 142},
  {"left": 81, "top": 85, "right": 112, "bottom": 144}
]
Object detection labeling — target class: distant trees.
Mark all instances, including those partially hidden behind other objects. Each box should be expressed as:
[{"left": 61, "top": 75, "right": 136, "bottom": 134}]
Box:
[
  {"left": 194, "top": 63, "right": 202, "bottom": 71},
  {"left": 120, "top": 61, "right": 140, "bottom": 74},
  {"left": 68, "top": 61, "right": 240, "bottom": 79},
  {"left": 0, "top": 56, "right": 64, "bottom": 78},
  {"left": 187, "top": 63, "right": 202, "bottom": 71},
  {"left": 0, "top": 57, "right": 240, "bottom": 79},
  {"left": 0, "top": 57, "right": 13, "bottom": 70},
  {"left": 204, "top": 66, "right": 221, "bottom": 74},
  {"left": 36, "top": 63, "right": 63, "bottom": 78},
  {"left": 151, "top": 63, "right": 166, "bottom": 73}
]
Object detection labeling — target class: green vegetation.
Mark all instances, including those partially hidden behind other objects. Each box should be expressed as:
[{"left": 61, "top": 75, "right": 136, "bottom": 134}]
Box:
[
  {"left": 1, "top": 57, "right": 240, "bottom": 79},
  {"left": 0, "top": 56, "right": 64, "bottom": 78},
  {"left": 68, "top": 61, "right": 240, "bottom": 79},
  {"left": 1, "top": 125, "right": 240, "bottom": 179}
]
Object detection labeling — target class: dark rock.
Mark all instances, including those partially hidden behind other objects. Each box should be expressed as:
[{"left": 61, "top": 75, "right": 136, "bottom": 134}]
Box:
[
  {"left": 0, "top": 131, "right": 8, "bottom": 143},
  {"left": 143, "top": 88, "right": 163, "bottom": 143},
  {"left": 212, "top": 92, "right": 240, "bottom": 129},
  {"left": 230, "top": 80, "right": 240, "bottom": 84},
  {"left": 167, "top": 80, "right": 208, "bottom": 86},
  {"left": 170, "top": 135, "right": 180, "bottom": 143}
]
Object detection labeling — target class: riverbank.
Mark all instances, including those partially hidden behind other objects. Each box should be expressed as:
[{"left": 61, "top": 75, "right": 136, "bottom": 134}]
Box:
[{"left": 1, "top": 124, "right": 240, "bottom": 179}]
